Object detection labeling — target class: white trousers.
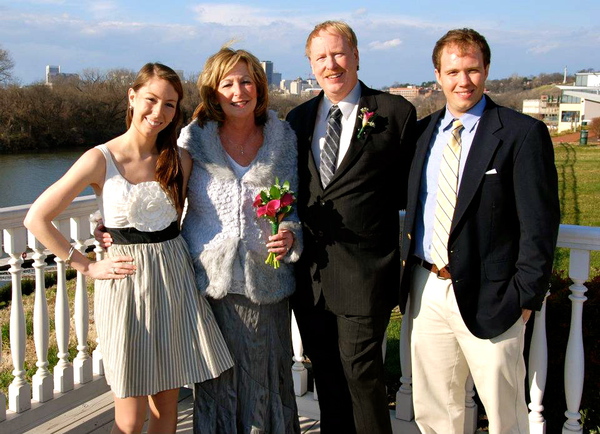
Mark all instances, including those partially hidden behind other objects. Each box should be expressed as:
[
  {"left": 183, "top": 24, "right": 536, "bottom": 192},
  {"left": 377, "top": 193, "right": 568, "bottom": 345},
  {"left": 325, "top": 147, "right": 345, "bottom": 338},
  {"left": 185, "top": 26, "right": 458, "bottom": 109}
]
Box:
[{"left": 409, "top": 264, "right": 529, "bottom": 434}]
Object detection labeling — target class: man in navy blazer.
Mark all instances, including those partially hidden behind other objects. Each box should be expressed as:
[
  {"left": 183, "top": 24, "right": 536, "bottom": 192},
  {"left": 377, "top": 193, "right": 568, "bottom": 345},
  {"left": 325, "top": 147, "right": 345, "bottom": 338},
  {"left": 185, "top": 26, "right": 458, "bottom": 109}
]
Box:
[
  {"left": 287, "top": 21, "right": 416, "bottom": 433},
  {"left": 399, "top": 29, "right": 559, "bottom": 433}
]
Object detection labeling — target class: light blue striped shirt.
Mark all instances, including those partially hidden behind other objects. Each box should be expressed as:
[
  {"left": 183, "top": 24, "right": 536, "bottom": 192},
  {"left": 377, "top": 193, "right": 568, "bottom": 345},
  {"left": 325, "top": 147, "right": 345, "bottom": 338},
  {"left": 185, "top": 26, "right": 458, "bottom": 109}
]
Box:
[{"left": 414, "top": 97, "right": 486, "bottom": 263}]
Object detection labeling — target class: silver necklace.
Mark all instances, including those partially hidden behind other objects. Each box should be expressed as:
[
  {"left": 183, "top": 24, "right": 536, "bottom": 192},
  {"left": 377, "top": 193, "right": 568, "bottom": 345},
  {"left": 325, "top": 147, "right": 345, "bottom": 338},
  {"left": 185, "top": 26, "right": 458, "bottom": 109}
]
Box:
[{"left": 222, "top": 128, "right": 260, "bottom": 155}]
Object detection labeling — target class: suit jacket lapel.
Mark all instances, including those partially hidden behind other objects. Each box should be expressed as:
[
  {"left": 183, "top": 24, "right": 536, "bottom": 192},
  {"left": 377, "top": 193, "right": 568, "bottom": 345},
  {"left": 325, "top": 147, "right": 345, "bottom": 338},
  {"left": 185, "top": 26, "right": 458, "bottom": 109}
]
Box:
[
  {"left": 405, "top": 109, "right": 443, "bottom": 231},
  {"left": 302, "top": 94, "right": 324, "bottom": 192},
  {"left": 452, "top": 99, "right": 502, "bottom": 233}
]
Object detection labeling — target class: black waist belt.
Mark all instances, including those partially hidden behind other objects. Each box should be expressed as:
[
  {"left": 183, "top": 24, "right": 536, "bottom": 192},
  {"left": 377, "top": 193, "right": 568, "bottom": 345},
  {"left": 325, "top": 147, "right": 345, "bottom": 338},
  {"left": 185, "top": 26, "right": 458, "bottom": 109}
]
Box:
[
  {"left": 107, "top": 221, "right": 179, "bottom": 245},
  {"left": 413, "top": 256, "right": 452, "bottom": 280}
]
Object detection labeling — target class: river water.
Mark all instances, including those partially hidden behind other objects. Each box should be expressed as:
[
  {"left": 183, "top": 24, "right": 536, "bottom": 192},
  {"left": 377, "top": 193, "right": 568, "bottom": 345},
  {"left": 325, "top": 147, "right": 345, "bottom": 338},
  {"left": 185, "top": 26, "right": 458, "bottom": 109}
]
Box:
[{"left": 0, "top": 149, "right": 94, "bottom": 208}]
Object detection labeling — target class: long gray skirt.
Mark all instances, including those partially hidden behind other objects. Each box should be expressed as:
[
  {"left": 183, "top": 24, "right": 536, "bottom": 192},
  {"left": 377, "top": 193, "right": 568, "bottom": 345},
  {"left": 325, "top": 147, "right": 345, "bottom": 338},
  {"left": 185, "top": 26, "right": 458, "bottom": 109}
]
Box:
[
  {"left": 94, "top": 235, "right": 234, "bottom": 398},
  {"left": 193, "top": 294, "right": 300, "bottom": 434}
]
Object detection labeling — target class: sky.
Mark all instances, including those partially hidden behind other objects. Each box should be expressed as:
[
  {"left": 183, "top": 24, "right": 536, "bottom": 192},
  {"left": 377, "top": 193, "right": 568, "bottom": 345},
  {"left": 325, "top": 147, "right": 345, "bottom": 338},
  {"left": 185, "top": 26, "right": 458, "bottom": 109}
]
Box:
[{"left": 0, "top": 0, "right": 599, "bottom": 89}]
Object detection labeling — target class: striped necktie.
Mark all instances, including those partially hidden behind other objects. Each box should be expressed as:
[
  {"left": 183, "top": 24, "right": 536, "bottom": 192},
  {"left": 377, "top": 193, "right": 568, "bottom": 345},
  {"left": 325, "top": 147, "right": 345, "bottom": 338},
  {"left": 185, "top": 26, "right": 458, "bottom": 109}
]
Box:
[
  {"left": 320, "top": 105, "right": 342, "bottom": 188},
  {"left": 431, "top": 119, "right": 464, "bottom": 269}
]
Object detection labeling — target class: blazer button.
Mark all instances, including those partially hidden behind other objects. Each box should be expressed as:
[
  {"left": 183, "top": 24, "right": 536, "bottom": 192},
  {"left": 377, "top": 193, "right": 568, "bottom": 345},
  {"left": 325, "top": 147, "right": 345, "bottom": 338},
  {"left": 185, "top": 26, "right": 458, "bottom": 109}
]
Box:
[
  {"left": 402, "top": 260, "right": 406, "bottom": 266},
  {"left": 320, "top": 200, "right": 326, "bottom": 206},
  {"left": 407, "top": 233, "right": 412, "bottom": 240}
]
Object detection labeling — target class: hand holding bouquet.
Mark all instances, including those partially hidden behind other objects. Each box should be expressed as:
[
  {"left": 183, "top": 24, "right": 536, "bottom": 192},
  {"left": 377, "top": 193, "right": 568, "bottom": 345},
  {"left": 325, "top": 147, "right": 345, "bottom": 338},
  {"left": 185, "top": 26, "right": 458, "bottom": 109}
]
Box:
[{"left": 253, "top": 178, "right": 296, "bottom": 269}]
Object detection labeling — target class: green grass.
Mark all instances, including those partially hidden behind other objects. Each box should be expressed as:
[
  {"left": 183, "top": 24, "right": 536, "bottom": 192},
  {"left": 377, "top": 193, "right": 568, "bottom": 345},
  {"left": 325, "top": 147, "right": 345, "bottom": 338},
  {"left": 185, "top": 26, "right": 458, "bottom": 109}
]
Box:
[{"left": 553, "top": 143, "right": 600, "bottom": 277}]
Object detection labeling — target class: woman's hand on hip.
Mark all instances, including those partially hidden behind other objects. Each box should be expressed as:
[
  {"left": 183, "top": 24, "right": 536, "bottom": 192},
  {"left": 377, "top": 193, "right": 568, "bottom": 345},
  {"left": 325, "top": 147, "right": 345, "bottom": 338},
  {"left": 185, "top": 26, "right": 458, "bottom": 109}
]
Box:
[
  {"left": 93, "top": 220, "right": 113, "bottom": 249},
  {"left": 87, "top": 256, "right": 136, "bottom": 280}
]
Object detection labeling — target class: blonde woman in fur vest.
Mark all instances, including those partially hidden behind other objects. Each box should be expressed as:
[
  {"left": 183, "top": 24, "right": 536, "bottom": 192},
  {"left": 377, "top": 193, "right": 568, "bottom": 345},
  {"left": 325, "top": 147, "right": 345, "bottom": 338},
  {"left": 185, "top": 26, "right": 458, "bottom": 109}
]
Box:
[
  {"left": 181, "top": 46, "right": 302, "bottom": 433},
  {"left": 99, "top": 48, "right": 302, "bottom": 433}
]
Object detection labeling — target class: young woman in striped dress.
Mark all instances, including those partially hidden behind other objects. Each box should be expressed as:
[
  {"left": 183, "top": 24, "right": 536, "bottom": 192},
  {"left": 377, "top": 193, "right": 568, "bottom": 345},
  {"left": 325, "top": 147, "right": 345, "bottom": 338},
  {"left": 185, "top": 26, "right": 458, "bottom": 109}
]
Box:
[{"left": 24, "top": 63, "right": 233, "bottom": 434}]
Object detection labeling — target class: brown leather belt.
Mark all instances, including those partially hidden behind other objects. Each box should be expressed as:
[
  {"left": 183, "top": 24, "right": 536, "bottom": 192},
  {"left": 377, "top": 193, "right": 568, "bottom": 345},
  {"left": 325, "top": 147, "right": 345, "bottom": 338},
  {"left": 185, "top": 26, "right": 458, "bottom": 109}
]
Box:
[{"left": 414, "top": 257, "right": 452, "bottom": 280}]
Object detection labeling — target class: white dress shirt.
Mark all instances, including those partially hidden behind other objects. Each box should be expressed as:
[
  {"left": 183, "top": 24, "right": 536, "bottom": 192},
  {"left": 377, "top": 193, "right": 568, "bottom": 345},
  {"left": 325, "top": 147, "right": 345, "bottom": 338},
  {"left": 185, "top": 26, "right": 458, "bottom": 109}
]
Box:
[
  {"left": 414, "top": 97, "right": 486, "bottom": 263},
  {"left": 311, "top": 82, "right": 361, "bottom": 171}
]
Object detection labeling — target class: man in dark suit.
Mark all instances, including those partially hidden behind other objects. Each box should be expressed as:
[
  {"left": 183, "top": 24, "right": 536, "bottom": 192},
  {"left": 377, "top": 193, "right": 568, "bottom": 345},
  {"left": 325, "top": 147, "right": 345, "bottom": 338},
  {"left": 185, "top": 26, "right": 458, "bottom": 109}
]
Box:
[
  {"left": 399, "top": 28, "right": 560, "bottom": 433},
  {"left": 286, "top": 21, "right": 416, "bottom": 433}
]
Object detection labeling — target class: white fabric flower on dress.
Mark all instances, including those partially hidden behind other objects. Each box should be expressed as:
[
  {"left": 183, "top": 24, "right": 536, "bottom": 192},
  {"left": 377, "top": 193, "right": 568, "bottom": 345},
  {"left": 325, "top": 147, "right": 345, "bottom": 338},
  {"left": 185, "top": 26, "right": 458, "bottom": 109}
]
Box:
[{"left": 126, "top": 181, "right": 177, "bottom": 232}]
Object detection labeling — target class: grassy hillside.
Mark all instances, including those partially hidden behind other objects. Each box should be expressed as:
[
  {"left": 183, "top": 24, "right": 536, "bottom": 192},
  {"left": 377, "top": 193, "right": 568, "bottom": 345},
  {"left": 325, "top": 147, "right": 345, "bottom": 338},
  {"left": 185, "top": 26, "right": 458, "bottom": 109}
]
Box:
[{"left": 553, "top": 142, "right": 600, "bottom": 276}]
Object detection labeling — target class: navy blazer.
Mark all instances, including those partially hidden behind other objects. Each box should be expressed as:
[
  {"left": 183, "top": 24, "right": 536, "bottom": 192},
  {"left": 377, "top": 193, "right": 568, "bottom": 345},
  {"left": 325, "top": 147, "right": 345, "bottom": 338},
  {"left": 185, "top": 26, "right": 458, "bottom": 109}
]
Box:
[
  {"left": 400, "top": 95, "right": 560, "bottom": 339},
  {"left": 287, "top": 81, "right": 417, "bottom": 316}
]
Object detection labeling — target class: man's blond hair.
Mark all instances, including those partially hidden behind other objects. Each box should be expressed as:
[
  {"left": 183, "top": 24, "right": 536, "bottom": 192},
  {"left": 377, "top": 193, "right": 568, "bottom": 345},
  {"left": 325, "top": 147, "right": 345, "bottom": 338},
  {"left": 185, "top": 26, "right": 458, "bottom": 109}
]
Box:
[{"left": 304, "top": 20, "right": 358, "bottom": 58}]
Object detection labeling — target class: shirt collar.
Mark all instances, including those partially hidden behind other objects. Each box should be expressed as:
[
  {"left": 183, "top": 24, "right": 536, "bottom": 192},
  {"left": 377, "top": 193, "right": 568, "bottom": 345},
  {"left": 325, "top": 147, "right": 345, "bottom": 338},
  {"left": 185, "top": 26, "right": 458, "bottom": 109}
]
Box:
[
  {"left": 323, "top": 81, "right": 361, "bottom": 120},
  {"left": 442, "top": 96, "right": 486, "bottom": 133}
]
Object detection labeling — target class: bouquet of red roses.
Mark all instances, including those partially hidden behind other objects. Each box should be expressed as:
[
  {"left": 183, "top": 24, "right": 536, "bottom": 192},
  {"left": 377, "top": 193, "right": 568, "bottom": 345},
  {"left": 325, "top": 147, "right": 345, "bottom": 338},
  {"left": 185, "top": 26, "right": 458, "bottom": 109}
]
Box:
[{"left": 252, "top": 177, "right": 296, "bottom": 269}]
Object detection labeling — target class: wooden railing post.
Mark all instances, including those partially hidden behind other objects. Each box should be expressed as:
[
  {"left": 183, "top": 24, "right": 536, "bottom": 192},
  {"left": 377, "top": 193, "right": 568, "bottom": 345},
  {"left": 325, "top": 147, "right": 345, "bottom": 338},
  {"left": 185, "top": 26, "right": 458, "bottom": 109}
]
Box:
[
  {"left": 53, "top": 219, "right": 74, "bottom": 393},
  {"left": 291, "top": 311, "right": 307, "bottom": 396},
  {"left": 396, "top": 294, "right": 414, "bottom": 421},
  {"left": 4, "top": 227, "right": 31, "bottom": 413},
  {"left": 528, "top": 290, "right": 550, "bottom": 434},
  {"left": 562, "top": 249, "right": 589, "bottom": 434},
  {"left": 28, "top": 233, "right": 54, "bottom": 403},
  {"left": 70, "top": 216, "right": 92, "bottom": 384},
  {"left": 464, "top": 374, "right": 478, "bottom": 434},
  {"left": 0, "top": 231, "right": 6, "bottom": 422}
]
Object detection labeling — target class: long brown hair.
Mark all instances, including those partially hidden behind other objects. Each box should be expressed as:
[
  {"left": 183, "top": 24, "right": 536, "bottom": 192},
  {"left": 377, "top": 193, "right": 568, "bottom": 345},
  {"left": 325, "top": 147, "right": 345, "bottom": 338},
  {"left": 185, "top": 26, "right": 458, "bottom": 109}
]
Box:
[
  {"left": 192, "top": 46, "right": 269, "bottom": 127},
  {"left": 127, "top": 63, "right": 185, "bottom": 212}
]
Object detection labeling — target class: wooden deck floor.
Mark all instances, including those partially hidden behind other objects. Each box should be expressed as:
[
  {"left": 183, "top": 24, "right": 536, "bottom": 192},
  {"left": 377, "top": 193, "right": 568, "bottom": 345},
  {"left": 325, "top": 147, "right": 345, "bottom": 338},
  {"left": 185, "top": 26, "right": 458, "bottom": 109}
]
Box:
[
  {"left": 22, "top": 387, "right": 432, "bottom": 433},
  {"left": 28, "top": 387, "right": 321, "bottom": 434}
]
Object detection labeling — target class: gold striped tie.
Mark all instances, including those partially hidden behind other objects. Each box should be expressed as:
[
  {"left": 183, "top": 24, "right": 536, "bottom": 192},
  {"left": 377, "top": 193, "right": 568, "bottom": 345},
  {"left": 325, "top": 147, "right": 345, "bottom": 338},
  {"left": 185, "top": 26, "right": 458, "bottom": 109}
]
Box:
[{"left": 431, "top": 119, "right": 464, "bottom": 269}]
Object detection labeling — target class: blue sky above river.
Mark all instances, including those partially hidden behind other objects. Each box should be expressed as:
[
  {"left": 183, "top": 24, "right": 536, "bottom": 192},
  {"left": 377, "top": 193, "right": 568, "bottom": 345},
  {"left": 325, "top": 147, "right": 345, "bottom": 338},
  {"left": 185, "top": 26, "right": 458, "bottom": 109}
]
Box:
[{"left": 0, "top": 0, "right": 598, "bottom": 88}]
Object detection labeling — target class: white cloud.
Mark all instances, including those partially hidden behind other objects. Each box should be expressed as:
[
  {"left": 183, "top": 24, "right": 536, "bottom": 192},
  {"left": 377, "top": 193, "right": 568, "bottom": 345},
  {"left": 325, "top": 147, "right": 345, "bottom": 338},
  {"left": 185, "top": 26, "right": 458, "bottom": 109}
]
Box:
[
  {"left": 26, "top": 0, "right": 66, "bottom": 4},
  {"left": 367, "top": 38, "right": 402, "bottom": 51},
  {"left": 527, "top": 43, "right": 559, "bottom": 55},
  {"left": 88, "top": 1, "right": 120, "bottom": 20},
  {"left": 352, "top": 8, "right": 368, "bottom": 18},
  {"left": 191, "top": 4, "right": 283, "bottom": 27}
]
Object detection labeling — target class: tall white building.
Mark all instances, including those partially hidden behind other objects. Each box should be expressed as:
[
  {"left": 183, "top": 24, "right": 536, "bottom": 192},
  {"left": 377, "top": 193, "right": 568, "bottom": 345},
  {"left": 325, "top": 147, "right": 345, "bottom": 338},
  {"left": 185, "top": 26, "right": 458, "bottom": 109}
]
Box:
[
  {"left": 45, "top": 65, "right": 60, "bottom": 84},
  {"left": 45, "top": 65, "right": 79, "bottom": 85}
]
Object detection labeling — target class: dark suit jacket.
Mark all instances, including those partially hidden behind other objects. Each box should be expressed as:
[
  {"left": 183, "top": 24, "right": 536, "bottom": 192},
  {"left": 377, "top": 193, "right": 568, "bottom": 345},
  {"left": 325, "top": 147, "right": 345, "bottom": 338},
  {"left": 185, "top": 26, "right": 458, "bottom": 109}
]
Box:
[
  {"left": 399, "top": 95, "right": 560, "bottom": 339},
  {"left": 287, "top": 81, "right": 417, "bottom": 316}
]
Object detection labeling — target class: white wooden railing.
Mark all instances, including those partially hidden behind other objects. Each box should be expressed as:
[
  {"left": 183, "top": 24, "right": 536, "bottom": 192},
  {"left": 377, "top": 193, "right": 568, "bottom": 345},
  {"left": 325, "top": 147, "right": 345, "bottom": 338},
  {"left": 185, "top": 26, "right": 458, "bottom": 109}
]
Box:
[
  {"left": 0, "top": 199, "right": 598, "bottom": 433},
  {"left": 0, "top": 196, "right": 108, "bottom": 433}
]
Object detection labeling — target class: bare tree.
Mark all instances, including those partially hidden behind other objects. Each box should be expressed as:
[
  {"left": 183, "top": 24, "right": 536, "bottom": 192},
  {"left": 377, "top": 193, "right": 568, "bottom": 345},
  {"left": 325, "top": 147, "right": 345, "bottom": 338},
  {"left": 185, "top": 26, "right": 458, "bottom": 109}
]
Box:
[
  {"left": 412, "top": 92, "right": 445, "bottom": 119},
  {"left": 0, "top": 46, "right": 15, "bottom": 84},
  {"left": 269, "top": 93, "right": 310, "bottom": 119}
]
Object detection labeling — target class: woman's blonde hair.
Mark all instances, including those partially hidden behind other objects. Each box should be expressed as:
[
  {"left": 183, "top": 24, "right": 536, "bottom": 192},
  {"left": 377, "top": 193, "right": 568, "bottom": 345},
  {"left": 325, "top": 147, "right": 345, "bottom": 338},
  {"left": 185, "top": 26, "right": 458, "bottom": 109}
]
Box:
[{"left": 192, "top": 46, "right": 269, "bottom": 126}]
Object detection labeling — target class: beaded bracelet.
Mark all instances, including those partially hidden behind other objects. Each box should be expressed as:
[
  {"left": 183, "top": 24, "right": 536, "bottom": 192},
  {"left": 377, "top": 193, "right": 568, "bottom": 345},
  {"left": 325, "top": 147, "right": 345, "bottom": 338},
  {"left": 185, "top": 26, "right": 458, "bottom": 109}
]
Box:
[{"left": 65, "top": 246, "right": 75, "bottom": 266}]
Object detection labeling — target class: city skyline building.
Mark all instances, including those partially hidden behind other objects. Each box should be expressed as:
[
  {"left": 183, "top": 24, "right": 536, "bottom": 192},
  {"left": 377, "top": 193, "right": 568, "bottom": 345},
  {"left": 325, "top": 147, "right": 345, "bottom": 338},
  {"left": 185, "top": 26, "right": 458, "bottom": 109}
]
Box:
[
  {"left": 260, "top": 60, "right": 273, "bottom": 86},
  {"left": 45, "top": 64, "right": 79, "bottom": 85}
]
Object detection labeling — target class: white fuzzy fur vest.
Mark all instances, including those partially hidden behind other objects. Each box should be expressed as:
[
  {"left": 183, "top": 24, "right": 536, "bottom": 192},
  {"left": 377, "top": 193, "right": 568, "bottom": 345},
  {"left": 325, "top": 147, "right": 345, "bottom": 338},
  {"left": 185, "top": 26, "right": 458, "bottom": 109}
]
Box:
[{"left": 179, "top": 110, "right": 302, "bottom": 304}]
